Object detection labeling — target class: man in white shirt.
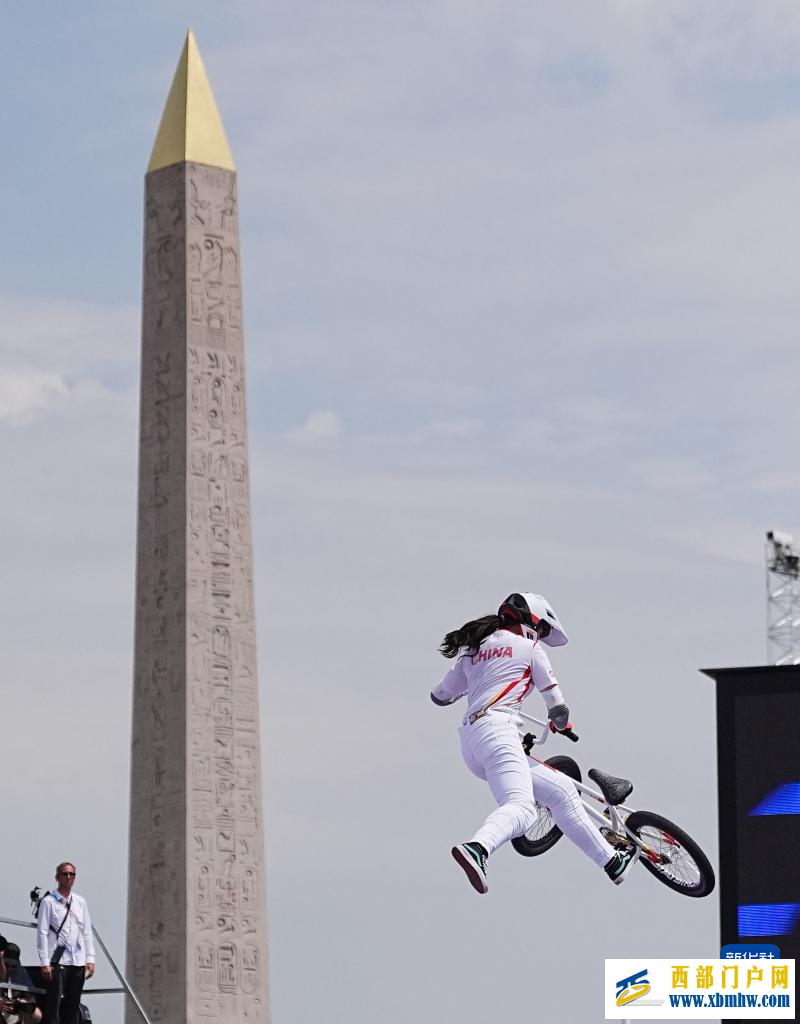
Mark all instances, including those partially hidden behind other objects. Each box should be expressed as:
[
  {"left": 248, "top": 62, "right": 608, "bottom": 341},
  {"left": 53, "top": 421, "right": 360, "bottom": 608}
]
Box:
[{"left": 36, "top": 863, "right": 95, "bottom": 1024}]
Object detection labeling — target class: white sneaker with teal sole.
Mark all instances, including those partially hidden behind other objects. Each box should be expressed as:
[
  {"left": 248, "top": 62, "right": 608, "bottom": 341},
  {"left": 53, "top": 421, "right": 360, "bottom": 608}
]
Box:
[
  {"left": 452, "top": 842, "right": 488, "bottom": 894},
  {"left": 604, "top": 845, "right": 637, "bottom": 886}
]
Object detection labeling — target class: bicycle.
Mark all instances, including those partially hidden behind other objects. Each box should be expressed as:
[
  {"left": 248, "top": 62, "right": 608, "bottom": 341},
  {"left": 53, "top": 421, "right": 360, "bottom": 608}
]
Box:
[{"left": 513, "top": 712, "right": 715, "bottom": 898}]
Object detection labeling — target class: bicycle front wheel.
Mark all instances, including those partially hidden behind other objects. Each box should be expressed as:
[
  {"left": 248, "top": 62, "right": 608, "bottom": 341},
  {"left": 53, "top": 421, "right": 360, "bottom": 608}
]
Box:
[
  {"left": 625, "top": 810, "right": 715, "bottom": 898},
  {"left": 512, "top": 755, "right": 582, "bottom": 857}
]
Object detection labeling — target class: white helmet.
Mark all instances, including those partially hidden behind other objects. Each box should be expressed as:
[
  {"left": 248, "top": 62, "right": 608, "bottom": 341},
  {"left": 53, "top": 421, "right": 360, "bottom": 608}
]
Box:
[{"left": 497, "top": 592, "right": 569, "bottom": 647}]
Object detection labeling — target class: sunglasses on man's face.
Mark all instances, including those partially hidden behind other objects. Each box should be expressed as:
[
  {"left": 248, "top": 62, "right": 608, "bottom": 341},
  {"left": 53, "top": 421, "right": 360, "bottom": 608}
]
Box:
[{"left": 59, "top": 872, "right": 76, "bottom": 878}]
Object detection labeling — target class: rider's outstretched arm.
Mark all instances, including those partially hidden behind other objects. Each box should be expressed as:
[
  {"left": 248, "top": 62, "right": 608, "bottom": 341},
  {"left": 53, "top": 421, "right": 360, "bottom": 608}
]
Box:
[
  {"left": 431, "top": 659, "right": 467, "bottom": 706},
  {"left": 532, "top": 644, "right": 570, "bottom": 730}
]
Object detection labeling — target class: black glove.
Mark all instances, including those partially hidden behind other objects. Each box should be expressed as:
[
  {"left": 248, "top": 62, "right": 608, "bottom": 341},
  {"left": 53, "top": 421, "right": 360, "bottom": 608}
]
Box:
[{"left": 547, "top": 703, "right": 570, "bottom": 731}]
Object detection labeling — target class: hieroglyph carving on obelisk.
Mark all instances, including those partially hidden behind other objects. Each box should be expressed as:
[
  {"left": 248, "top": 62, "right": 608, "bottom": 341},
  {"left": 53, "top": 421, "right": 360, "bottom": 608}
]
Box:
[{"left": 127, "top": 31, "right": 270, "bottom": 1024}]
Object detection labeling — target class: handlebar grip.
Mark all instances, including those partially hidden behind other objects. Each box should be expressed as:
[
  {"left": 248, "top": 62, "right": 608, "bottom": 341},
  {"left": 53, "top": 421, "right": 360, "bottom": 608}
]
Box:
[{"left": 549, "top": 721, "right": 579, "bottom": 742}]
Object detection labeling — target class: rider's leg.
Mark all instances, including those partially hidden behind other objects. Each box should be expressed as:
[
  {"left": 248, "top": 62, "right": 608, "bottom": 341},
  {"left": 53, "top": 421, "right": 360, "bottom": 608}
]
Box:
[
  {"left": 459, "top": 715, "right": 537, "bottom": 856},
  {"left": 529, "top": 761, "right": 615, "bottom": 867}
]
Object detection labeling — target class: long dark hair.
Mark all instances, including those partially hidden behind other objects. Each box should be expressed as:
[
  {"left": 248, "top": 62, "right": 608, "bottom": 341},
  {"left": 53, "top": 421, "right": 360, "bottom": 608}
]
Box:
[{"left": 439, "top": 614, "right": 506, "bottom": 658}]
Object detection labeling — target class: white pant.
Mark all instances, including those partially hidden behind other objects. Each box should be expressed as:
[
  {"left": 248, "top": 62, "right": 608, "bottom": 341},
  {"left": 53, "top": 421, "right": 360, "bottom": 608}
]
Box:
[{"left": 458, "top": 711, "right": 614, "bottom": 867}]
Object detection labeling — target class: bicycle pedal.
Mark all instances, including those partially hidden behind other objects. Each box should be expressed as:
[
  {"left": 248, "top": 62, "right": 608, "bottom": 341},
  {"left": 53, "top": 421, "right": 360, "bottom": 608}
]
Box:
[{"left": 600, "top": 827, "right": 632, "bottom": 851}]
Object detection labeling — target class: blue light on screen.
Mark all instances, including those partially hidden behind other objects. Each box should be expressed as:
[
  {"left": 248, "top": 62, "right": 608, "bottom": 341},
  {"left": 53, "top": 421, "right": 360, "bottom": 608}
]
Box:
[
  {"left": 749, "top": 782, "right": 800, "bottom": 815},
  {"left": 738, "top": 904, "right": 800, "bottom": 936}
]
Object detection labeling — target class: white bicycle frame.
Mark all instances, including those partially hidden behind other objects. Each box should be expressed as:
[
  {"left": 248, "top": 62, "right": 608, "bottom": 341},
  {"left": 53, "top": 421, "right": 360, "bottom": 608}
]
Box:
[{"left": 518, "top": 710, "right": 643, "bottom": 860}]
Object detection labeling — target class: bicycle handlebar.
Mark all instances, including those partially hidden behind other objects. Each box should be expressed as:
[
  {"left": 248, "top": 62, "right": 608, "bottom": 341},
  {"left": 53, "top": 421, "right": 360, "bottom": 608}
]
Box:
[
  {"left": 518, "top": 711, "right": 578, "bottom": 746},
  {"left": 522, "top": 726, "right": 579, "bottom": 753}
]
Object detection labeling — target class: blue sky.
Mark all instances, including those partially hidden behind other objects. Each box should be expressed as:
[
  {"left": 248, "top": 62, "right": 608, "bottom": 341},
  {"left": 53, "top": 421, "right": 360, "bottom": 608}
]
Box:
[{"left": 3, "top": 2, "right": 800, "bottom": 1022}]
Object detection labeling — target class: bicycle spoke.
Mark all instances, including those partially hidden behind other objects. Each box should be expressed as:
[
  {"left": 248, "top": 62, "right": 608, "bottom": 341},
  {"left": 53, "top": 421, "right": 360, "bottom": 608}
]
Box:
[
  {"left": 524, "top": 805, "right": 555, "bottom": 842},
  {"left": 637, "top": 825, "right": 702, "bottom": 888}
]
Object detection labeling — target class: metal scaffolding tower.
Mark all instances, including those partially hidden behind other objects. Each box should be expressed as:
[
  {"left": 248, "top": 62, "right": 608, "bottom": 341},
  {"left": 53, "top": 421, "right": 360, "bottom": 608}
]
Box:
[{"left": 766, "top": 530, "right": 800, "bottom": 664}]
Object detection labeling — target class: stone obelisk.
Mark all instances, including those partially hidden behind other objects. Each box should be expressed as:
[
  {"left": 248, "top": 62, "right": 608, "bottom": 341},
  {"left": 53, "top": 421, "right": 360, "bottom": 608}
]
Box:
[{"left": 127, "top": 31, "right": 270, "bottom": 1024}]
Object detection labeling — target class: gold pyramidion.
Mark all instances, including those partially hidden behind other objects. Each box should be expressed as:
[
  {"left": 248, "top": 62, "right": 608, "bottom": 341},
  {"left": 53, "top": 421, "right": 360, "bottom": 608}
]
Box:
[{"left": 148, "top": 29, "right": 235, "bottom": 173}]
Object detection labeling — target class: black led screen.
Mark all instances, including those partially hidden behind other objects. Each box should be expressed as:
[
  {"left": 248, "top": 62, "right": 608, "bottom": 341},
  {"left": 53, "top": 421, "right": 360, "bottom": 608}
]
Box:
[{"left": 705, "top": 665, "right": 800, "bottom": 962}]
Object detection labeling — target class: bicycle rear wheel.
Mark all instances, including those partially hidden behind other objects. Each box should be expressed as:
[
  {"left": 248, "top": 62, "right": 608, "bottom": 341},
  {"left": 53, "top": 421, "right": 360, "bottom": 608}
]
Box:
[
  {"left": 625, "top": 810, "right": 715, "bottom": 898},
  {"left": 512, "top": 755, "right": 582, "bottom": 857}
]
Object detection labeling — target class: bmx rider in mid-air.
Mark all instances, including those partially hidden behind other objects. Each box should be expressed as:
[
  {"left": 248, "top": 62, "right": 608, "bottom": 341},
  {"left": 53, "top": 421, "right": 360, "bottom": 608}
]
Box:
[{"left": 432, "top": 591, "right": 635, "bottom": 894}]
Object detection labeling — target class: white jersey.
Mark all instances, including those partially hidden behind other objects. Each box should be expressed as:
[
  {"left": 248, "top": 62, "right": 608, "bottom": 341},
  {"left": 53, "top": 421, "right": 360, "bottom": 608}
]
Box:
[{"left": 432, "top": 628, "right": 559, "bottom": 721}]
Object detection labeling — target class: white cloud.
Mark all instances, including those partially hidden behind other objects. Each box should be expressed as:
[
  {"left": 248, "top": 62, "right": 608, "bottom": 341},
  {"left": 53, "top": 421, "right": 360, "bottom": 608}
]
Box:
[
  {"left": 0, "top": 295, "right": 139, "bottom": 429},
  {"left": 0, "top": 295, "right": 138, "bottom": 371},
  {"left": 285, "top": 409, "right": 342, "bottom": 441},
  {"left": 0, "top": 370, "right": 69, "bottom": 425}
]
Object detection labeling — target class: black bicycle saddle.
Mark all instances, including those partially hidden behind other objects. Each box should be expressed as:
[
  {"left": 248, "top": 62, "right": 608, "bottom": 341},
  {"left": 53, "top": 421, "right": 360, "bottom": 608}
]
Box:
[{"left": 588, "top": 767, "right": 633, "bottom": 806}]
